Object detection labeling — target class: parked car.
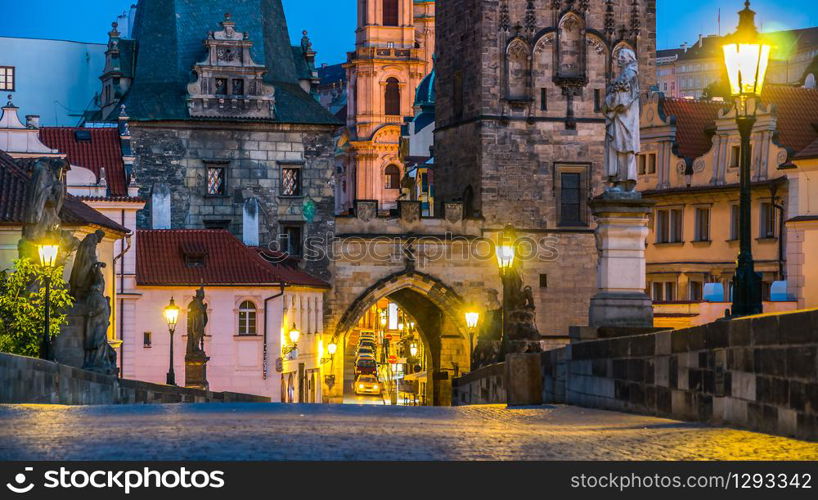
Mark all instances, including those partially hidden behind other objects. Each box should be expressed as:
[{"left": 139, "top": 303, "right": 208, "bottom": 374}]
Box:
[
  {"left": 358, "top": 340, "right": 376, "bottom": 351},
  {"left": 356, "top": 346, "right": 375, "bottom": 357},
  {"left": 355, "top": 357, "right": 377, "bottom": 376},
  {"left": 354, "top": 374, "right": 382, "bottom": 396}
]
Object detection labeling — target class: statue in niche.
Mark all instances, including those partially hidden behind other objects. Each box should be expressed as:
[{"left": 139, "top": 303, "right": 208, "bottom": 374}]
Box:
[
  {"left": 186, "top": 287, "right": 208, "bottom": 356},
  {"left": 603, "top": 48, "right": 641, "bottom": 193}
]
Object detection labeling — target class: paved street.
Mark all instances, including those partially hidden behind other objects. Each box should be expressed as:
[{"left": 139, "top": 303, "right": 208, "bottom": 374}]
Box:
[{"left": 1, "top": 403, "right": 817, "bottom": 460}]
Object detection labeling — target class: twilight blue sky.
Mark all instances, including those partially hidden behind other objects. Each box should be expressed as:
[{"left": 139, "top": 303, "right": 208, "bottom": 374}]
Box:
[{"left": 1, "top": 1, "right": 817, "bottom": 65}]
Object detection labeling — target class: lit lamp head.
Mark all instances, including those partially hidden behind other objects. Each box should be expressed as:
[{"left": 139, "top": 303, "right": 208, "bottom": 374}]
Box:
[
  {"left": 410, "top": 342, "right": 418, "bottom": 357},
  {"left": 398, "top": 322, "right": 404, "bottom": 332},
  {"left": 722, "top": 1, "right": 771, "bottom": 103},
  {"left": 38, "top": 243, "right": 60, "bottom": 268},
  {"left": 465, "top": 310, "right": 480, "bottom": 330},
  {"left": 288, "top": 324, "right": 300, "bottom": 345},
  {"left": 163, "top": 297, "right": 180, "bottom": 334},
  {"left": 327, "top": 341, "right": 337, "bottom": 356},
  {"left": 495, "top": 224, "right": 516, "bottom": 272},
  {"left": 379, "top": 310, "right": 387, "bottom": 327}
]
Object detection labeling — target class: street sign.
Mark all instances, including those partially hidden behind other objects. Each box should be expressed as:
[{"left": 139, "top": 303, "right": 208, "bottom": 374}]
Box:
[{"left": 388, "top": 355, "right": 397, "bottom": 363}]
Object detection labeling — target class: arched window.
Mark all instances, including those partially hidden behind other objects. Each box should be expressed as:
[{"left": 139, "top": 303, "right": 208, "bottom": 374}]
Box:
[
  {"left": 238, "top": 300, "right": 257, "bottom": 335},
  {"left": 383, "top": 0, "right": 399, "bottom": 26},
  {"left": 384, "top": 164, "right": 401, "bottom": 189},
  {"left": 384, "top": 78, "right": 401, "bottom": 116}
]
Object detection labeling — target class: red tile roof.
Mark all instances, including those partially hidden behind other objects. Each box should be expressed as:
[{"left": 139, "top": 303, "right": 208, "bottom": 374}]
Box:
[
  {"left": 38, "top": 127, "right": 128, "bottom": 197},
  {"left": 136, "top": 229, "right": 330, "bottom": 288},
  {"left": 0, "top": 150, "right": 129, "bottom": 235},
  {"left": 761, "top": 85, "right": 818, "bottom": 154},
  {"left": 660, "top": 98, "right": 726, "bottom": 159}
]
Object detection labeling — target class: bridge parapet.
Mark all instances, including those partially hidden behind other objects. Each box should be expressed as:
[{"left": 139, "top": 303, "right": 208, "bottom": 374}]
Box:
[{"left": 337, "top": 199, "right": 482, "bottom": 237}]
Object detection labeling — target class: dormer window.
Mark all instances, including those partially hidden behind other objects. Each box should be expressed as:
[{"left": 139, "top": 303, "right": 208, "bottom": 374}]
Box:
[{"left": 180, "top": 242, "right": 207, "bottom": 268}]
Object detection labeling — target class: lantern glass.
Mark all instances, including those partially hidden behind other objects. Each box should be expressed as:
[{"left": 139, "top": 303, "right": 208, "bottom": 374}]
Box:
[
  {"left": 496, "top": 245, "right": 515, "bottom": 270},
  {"left": 327, "top": 342, "right": 337, "bottom": 355},
  {"left": 38, "top": 244, "right": 59, "bottom": 268},
  {"left": 163, "top": 298, "right": 180, "bottom": 331},
  {"left": 722, "top": 42, "right": 771, "bottom": 97},
  {"left": 465, "top": 311, "right": 480, "bottom": 330},
  {"left": 289, "top": 325, "right": 300, "bottom": 344},
  {"left": 410, "top": 343, "right": 418, "bottom": 357}
]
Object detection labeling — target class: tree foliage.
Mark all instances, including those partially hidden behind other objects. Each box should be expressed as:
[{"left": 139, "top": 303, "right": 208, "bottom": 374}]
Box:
[{"left": 0, "top": 258, "right": 74, "bottom": 357}]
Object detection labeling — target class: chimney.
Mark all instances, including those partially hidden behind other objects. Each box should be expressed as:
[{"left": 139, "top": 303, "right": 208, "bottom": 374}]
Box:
[
  {"left": 25, "top": 115, "right": 40, "bottom": 129},
  {"left": 681, "top": 42, "right": 688, "bottom": 52},
  {"left": 698, "top": 34, "right": 704, "bottom": 48}
]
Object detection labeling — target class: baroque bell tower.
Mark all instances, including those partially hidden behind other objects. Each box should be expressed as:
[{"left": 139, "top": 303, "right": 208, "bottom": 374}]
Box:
[{"left": 341, "top": 0, "right": 435, "bottom": 211}]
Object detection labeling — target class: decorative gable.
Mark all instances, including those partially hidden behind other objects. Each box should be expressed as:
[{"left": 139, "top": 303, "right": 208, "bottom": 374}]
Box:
[{"left": 186, "top": 13, "right": 276, "bottom": 119}]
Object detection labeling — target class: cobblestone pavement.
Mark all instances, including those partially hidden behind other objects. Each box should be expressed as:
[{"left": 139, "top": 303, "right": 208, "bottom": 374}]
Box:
[{"left": 1, "top": 403, "right": 817, "bottom": 461}]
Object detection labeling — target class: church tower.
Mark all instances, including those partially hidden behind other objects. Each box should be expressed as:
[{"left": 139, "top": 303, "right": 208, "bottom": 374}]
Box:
[{"left": 341, "top": 0, "right": 435, "bottom": 211}]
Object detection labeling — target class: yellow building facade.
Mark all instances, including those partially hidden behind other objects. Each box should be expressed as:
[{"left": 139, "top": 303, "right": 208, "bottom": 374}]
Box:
[
  {"left": 639, "top": 85, "right": 818, "bottom": 328},
  {"left": 339, "top": 0, "right": 435, "bottom": 212}
]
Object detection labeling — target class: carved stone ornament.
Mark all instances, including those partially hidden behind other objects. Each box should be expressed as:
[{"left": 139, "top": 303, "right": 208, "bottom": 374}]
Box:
[{"left": 186, "top": 13, "right": 275, "bottom": 119}]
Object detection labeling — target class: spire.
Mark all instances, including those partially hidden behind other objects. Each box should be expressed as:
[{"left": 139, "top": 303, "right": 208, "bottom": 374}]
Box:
[
  {"left": 605, "top": 0, "right": 615, "bottom": 41},
  {"left": 629, "top": 0, "right": 641, "bottom": 40}
]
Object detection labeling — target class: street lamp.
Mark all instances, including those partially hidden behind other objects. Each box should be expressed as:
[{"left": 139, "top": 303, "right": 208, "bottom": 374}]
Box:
[
  {"left": 464, "top": 310, "right": 480, "bottom": 370},
  {"left": 163, "top": 297, "right": 180, "bottom": 385},
  {"left": 321, "top": 339, "right": 337, "bottom": 364},
  {"left": 495, "top": 224, "right": 517, "bottom": 359},
  {"left": 409, "top": 342, "right": 418, "bottom": 358},
  {"left": 722, "top": 0, "right": 769, "bottom": 317},
  {"left": 282, "top": 323, "right": 300, "bottom": 357},
  {"left": 37, "top": 243, "right": 59, "bottom": 360}
]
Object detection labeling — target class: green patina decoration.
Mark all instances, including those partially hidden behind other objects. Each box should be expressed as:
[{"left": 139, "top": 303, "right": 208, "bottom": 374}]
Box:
[{"left": 303, "top": 198, "right": 317, "bottom": 223}]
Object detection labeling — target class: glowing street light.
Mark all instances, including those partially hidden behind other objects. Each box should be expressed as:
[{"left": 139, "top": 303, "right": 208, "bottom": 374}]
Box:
[
  {"left": 163, "top": 297, "right": 180, "bottom": 385},
  {"left": 288, "top": 324, "right": 301, "bottom": 345},
  {"left": 722, "top": 0, "right": 769, "bottom": 317},
  {"left": 409, "top": 342, "right": 418, "bottom": 358},
  {"left": 464, "top": 310, "right": 480, "bottom": 370},
  {"left": 495, "top": 224, "right": 517, "bottom": 360},
  {"left": 37, "top": 242, "right": 60, "bottom": 360}
]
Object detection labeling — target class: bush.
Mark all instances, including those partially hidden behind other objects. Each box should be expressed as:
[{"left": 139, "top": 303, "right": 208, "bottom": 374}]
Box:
[{"left": 0, "top": 258, "right": 74, "bottom": 357}]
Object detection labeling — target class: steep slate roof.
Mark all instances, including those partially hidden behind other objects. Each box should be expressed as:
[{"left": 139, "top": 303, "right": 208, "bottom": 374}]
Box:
[
  {"left": 794, "top": 137, "right": 818, "bottom": 160},
  {"left": 0, "top": 150, "right": 129, "bottom": 234},
  {"left": 317, "top": 63, "right": 346, "bottom": 86},
  {"left": 660, "top": 98, "right": 726, "bottom": 159},
  {"left": 38, "top": 127, "right": 128, "bottom": 197},
  {"left": 762, "top": 85, "right": 818, "bottom": 154},
  {"left": 119, "top": 0, "right": 339, "bottom": 125},
  {"left": 136, "top": 229, "right": 329, "bottom": 287}
]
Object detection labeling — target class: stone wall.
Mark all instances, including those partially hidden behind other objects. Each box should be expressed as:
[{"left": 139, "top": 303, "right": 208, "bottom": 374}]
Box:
[
  {"left": 455, "top": 309, "right": 818, "bottom": 441},
  {"left": 0, "top": 352, "right": 270, "bottom": 405},
  {"left": 130, "top": 121, "right": 337, "bottom": 280}
]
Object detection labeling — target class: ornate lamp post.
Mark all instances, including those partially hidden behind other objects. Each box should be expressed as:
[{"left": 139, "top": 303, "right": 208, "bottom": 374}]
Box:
[
  {"left": 464, "top": 310, "right": 480, "bottom": 370},
  {"left": 37, "top": 243, "right": 59, "bottom": 360},
  {"left": 163, "top": 297, "right": 180, "bottom": 385},
  {"left": 283, "top": 323, "right": 300, "bottom": 356},
  {"left": 495, "top": 224, "right": 516, "bottom": 359},
  {"left": 722, "top": 0, "right": 770, "bottom": 317}
]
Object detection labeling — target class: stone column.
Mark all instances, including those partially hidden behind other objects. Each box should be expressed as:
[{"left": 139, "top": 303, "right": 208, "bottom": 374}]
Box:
[
  {"left": 185, "top": 353, "right": 209, "bottom": 391},
  {"left": 588, "top": 195, "right": 656, "bottom": 328}
]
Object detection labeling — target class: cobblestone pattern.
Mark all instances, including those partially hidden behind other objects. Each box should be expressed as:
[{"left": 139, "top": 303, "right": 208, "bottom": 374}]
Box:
[
  {"left": 130, "top": 122, "right": 337, "bottom": 280},
  {"left": 1, "top": 403, "right": 816, "bottom": 461}
]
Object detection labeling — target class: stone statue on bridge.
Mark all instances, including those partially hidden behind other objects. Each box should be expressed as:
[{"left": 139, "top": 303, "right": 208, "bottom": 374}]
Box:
[
  {"left": 185, "top": 287, "right": 210, "bottom": 390},
  {"left": 603, "top": 47, "right": 640, "bottom": 194}
]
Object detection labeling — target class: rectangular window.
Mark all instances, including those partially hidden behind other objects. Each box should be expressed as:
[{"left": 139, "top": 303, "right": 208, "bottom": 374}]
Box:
[
  {"left": 231, "top": 78, "right": 244, "bottom": 95},
  {"left": 143, "top": 332, "right": 152, "bottom": 348},
  {"left": 656, "top": 209, "right": 669, "bottom": 243},
  {"left": 664, "top": 282, "right": 676, "bottom": 302},
  {"left": 453, "top": 71, "right": 464, "bottom": 118},
  {"left": 593, "top": 89, "right": 601, "bottom": 113},
  {"left": 647, "top": 153, "right": 657, "bottom": 174},
  {"left": 730, "top": 204, "right": 740, "bottom": 240},
  {"left": 689, "top": 281, "right": 703, "bottom": 301},
  {"left": 539, "top": 274, "right": 548, "bottom": 288},
  {"left": 215, "top": 78, "right": 227, "bottom": 95},
  {"left": 559, "top": 172, "right": 582, "bottom": 226},
  {"left": 761, "top": 281, "right": 772, "bottom": 301},
  {"left": 656, "top": 208, "right": 683, "bottom": 243},
  {"left": 652, "top": 282, "right": 664, "bottom": 302},
  {"left": 281, "top": 225, "right": 303, "bottom": 257},
  {"left": 281, "top": 166, "right": 302, "bottom": 196},
  {"left": 540, "top": 88, "right": 547, "bottom": 111},
  {"left": 760, "top": 202, "right": 776, "bottom": 238},
  {"left": 206, "top": 165, "right": 226, "bottom": 195},
  {"left": 670, "top": 209, "right": 683, "bottom": 242},
  {"left": 694, "top": 207, "right": 710, "bottom": 241},
  {"left": 0, "top": 66, "right": 15, "bottom": 91},
  {"left": 638, "top": 155, "right": 647, "bottom": 175}
]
